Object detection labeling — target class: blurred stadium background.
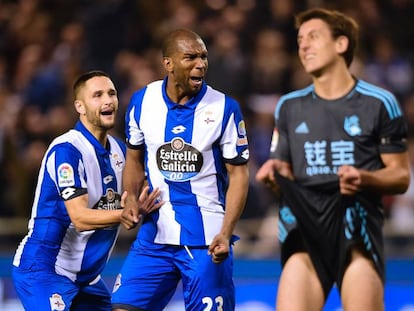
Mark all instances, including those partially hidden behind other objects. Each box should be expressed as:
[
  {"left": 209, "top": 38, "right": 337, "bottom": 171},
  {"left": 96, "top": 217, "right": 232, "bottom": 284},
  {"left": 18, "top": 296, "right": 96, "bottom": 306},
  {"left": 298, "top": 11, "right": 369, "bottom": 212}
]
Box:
[{"left": 1, "top": 0, "right": 414, "bottom": 310}]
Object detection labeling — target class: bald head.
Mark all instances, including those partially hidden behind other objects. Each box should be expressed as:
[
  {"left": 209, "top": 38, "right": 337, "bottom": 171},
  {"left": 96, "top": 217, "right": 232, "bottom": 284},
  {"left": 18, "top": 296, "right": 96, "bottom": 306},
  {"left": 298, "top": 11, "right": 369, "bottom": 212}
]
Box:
[{"left": 162, "top": 29, "right": 205, "bottom": 57}]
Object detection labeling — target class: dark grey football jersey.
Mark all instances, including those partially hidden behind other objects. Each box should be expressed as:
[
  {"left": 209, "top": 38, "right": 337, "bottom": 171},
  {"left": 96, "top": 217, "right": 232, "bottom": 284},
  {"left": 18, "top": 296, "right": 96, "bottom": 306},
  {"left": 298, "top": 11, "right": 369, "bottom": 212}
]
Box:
[{"left": 271, "top": 79, "right": 407, "bottom": 188}]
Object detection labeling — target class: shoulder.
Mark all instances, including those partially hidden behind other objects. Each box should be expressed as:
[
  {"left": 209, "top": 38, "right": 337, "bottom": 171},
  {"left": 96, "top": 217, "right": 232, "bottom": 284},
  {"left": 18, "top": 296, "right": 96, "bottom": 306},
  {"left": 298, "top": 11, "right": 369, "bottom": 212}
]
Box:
[
  {"left": 278, "top": 85, "right": 314, "bottom": 104},
  {"left": 146, "top": 80, "right": 163, "bottom": 91},
  {"left": 43, "top": 130, "right": 84, "bottom": 161},
  {"left": 130, "top": 80, "right": 163, "bottom": 101},
  {"left": 276, "top": 85, "right": 314, "bottom": 117},
  {"left": 355, "top": 80, "right": 398, "bottom": 101},
  {"left": 205, "top": 84, "right": 240, "bottom": 107},
  {"left": 49, "top": 130, "right": 80, "bottom": 149},
  {"left": 355, "top": 79, "right": 402, "bottom": 119}
]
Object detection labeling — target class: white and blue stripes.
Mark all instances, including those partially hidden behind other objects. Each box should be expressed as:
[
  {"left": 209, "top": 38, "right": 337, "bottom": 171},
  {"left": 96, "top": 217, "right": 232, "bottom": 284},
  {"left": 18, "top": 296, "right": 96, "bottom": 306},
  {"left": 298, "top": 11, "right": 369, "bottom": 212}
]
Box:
[
  {"left": 13, "top": 121, "right": 126, "bottom": 283},
  {"left": 125, "top": 79, "right": 248, "bottom": 246}
]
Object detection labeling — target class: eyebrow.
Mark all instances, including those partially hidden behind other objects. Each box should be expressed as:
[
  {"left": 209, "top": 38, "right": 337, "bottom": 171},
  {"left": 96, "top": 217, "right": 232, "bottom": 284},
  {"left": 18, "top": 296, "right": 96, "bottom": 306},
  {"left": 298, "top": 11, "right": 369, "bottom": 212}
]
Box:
[
  {"left": 182, "top": 51, "right": 208, "bottom": 57},
  {"left": 298, "top": 28, "right": 321, "bottom": 40}
]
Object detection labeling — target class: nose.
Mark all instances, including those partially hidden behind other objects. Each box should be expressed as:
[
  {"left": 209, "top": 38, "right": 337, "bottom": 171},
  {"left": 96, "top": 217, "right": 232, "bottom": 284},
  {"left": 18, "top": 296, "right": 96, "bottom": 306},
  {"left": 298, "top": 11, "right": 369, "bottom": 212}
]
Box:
[
  {"left": 104, "top": 93, "right": 118, "bottom": 105},
  {"left": 298, "top": 37, "right": 310, "bottom": 51},
  {"left": 195, "top": 57, "right": 207, "bottom": 70},
  {"left": 104, "top": 94, "right": 113, "bottom": 103}
]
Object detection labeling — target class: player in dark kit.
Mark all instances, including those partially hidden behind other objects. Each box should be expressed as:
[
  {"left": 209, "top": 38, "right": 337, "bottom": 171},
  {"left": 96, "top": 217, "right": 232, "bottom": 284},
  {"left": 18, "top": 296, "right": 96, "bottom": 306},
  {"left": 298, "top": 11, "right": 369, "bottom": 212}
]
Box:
[{"left": 256, "top": 8, "right": 410, "bottom": 311}]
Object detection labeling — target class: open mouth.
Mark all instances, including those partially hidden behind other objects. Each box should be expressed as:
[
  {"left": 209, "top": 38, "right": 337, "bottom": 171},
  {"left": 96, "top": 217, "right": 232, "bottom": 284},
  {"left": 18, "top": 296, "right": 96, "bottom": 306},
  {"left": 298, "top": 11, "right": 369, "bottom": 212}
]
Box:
[
  {"left": 191, "top": 76, "right": 203, "bottom": 85},
  {"left": 101, "top": 110, "right": 114, "bottom": 116}
]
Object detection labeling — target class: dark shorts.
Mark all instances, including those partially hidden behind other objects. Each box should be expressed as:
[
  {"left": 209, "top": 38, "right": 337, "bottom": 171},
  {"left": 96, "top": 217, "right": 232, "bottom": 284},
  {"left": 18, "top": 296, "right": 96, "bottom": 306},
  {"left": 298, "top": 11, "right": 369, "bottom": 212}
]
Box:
[{"left": 276, "top": 174, "right": 385, "bottom": 298}]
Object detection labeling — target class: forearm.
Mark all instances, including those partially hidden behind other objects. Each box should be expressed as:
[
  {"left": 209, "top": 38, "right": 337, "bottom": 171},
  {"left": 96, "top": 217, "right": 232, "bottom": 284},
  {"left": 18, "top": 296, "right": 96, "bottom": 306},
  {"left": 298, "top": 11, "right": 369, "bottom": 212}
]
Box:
[
  {"left": 361, "top": 152, "right": 410, "bottom": 195},
  {"left": 360, "top": 167, "right": 409, "bottom": 194},
  {"left": 65, "top": 194, "right": 123, "bottom": 231},
  {"left": 123, "top": 170, "right": 145, "bottom": 203},
  {"left": 123, "top": 149, "right": 146, "bottom": 203},
  {"left": 220, "top": 164, "right": 249, "bottom": 240},
  {"left": 72, "top": 209, "right": 122, "bottom": 231}
]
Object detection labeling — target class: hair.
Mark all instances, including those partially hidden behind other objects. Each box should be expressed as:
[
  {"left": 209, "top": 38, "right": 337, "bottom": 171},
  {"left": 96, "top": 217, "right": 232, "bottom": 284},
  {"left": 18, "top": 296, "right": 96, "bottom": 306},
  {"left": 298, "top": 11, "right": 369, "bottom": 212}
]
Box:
[
  {"left": 161, "top": 28, "right": 204, "bottom": 57},
  {"left": 295, "top": 8, "right": 359, "bottom": 67},
  {"left": 73, "top": 70, "right": 110, "bottom": 98}
]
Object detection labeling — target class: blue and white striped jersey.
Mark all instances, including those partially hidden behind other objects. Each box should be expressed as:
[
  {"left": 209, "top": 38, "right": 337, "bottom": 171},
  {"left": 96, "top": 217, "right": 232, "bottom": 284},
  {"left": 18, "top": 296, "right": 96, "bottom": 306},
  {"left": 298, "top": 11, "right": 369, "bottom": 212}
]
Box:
[
  {"left": 13, "top": 121, "right": 126, "bottom": 284},
  {"left": 125, "top": 79, "right": 249, "bottom": 246}
]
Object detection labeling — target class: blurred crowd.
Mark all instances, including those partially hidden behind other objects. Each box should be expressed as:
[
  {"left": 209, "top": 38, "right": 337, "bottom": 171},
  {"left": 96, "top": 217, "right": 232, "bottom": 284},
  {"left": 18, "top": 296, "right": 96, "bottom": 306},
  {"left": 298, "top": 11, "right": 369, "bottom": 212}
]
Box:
[{"left": 1, "top": 0, "right": 414, "bottom": 257}]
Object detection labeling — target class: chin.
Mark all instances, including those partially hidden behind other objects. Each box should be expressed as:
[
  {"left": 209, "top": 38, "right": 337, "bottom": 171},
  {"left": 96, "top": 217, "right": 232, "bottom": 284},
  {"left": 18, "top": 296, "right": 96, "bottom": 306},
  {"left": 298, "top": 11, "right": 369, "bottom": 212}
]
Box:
[
  {"left": 305, "top": 66, "right": 323, "bottom": 77},
  {"left": 101, "top": 122, "right": 115, "bottom": 130}
]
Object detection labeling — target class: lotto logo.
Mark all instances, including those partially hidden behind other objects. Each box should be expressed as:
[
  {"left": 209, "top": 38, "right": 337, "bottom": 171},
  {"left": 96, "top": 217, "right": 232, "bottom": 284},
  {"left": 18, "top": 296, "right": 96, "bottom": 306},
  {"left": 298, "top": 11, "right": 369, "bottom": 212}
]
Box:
[{"left": 61, "top": 187, "right": 76, "bottom": 200}]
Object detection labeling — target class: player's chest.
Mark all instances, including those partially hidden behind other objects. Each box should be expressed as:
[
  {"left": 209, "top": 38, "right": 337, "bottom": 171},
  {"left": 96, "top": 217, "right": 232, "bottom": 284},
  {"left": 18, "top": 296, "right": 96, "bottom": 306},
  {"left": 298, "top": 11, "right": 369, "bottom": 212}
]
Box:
[
  {"left": 285, "top": 100, "right": 378, "bottom": 142},
  {"left": 140, "top": 103, "right": 225, "bottom": 151}
]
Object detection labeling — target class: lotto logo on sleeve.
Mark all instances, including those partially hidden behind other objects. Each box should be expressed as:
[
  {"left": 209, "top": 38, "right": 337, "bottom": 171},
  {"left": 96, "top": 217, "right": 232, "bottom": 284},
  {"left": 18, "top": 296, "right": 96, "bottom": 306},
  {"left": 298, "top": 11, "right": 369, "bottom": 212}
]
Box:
[{"left": 57, "top": 163, "right": 75, "bottom": 187}]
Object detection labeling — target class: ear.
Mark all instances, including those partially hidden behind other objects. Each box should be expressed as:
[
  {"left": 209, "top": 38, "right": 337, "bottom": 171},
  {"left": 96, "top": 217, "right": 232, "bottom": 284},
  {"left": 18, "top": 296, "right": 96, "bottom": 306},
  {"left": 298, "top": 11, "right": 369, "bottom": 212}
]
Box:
[
  {"left": 163, "top": 57, "right": 173, "bottom": 73},
  {"left": 336, "top": 35, "right": 349, "bottom": 55},
  {"left": 74, "top": 99, "right": 85, "bottom": 115}
]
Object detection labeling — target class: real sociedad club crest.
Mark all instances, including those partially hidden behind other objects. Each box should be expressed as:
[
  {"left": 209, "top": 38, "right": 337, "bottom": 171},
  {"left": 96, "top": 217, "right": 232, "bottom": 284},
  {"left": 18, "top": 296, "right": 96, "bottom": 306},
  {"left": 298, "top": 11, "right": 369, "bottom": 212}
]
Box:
[{"left": 344, "top": 115, "right": 361, "bottom": 136}]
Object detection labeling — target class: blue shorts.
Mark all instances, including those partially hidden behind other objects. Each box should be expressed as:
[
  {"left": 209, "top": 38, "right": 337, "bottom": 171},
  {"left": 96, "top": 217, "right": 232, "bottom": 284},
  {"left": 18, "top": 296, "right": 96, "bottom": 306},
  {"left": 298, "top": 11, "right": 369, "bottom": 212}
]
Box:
[
  {"left": 12, "top": 265, "right": 112, "bottom": 311},
  {"left": 111, "top": 239, "right": 235, "bottom": 311}
]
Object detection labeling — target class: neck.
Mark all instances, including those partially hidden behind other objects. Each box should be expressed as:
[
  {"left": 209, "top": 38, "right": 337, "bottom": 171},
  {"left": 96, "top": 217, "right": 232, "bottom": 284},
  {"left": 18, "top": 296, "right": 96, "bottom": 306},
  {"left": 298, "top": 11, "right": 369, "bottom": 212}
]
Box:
[
  {"left": 165, "top": 76, "right": 195, "bottom": 105},
  {"left": 166, "top": 85, "right": 191, "bottom": 105},
  {"left": 313, "top": 65, "right": 355, "bottom": 100},
  {"left": 95, "top": 132, "right": 108, "bottom": 147},
  {"left": 80, "top": 120, "right": 108, "bottom": 147}
]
